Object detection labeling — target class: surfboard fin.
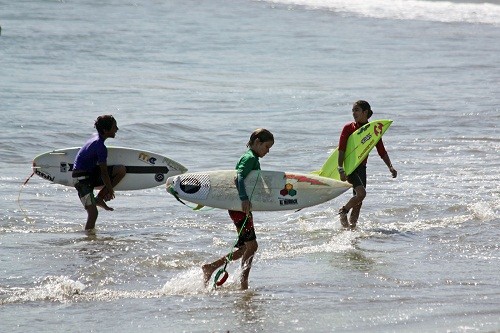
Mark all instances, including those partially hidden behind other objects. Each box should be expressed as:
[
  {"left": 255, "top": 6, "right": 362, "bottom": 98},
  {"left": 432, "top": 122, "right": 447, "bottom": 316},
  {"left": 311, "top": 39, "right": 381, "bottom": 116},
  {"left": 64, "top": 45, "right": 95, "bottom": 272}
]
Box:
[
  {"left": 193, "top": 204, "right": 205, "bottom": 211},
  {"left": 311, "top": 147, "right": 341, "bottom": 180}
]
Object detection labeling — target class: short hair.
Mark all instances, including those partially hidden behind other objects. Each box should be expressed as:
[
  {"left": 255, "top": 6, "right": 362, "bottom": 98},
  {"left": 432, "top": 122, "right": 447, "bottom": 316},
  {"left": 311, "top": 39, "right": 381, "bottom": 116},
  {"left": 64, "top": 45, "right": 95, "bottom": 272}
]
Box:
[
  {"left": 247, "top": 128, "right": 274, "bottom": 147},
  {"left": 355, "top": 100, "right": 373, "bottom": 119},
  {"left": 94, "top": 115, "right": 116, "bottom": 135}
]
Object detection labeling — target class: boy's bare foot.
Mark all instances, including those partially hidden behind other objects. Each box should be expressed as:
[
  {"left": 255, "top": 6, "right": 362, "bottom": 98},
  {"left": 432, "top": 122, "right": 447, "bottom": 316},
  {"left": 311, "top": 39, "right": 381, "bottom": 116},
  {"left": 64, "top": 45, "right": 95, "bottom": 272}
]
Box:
[
  {"left": 202, "top": 264, "right": 216, "bottom": 286},
  {"left": 85, "top": 228, "right": 96, "bottom": 235},
  {"left": 339, "top": 207, "right": 349, "bottom": 228},
  {"left": 240, "top": 280, "right": 249, "bottom": 290},
  {"left": 96, "top": 198, "right": 114, "bottom": 211}
]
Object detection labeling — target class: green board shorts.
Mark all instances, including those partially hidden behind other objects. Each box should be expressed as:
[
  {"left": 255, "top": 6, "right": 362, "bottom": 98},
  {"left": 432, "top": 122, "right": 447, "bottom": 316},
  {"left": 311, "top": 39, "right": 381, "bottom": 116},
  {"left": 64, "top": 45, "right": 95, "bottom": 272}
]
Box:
[
  {"left": 73, "top": 166, "right": 114, "bottom": 207},
  {"left": 75, "top": 180, "right": 96, "bottom": 207}
]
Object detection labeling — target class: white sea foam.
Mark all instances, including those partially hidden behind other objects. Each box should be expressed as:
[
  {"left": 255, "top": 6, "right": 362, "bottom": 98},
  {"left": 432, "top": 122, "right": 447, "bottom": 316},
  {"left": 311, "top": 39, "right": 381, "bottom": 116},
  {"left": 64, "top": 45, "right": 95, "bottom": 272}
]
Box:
[
  {"left": 161, "top": 267, "right": 207, "bottom": 295},
  {"left": 264, "top": 0, "right": 500, "bottom": 25},
  {"left": 1, "top": 276, "right": 85, "bottom": 305}
]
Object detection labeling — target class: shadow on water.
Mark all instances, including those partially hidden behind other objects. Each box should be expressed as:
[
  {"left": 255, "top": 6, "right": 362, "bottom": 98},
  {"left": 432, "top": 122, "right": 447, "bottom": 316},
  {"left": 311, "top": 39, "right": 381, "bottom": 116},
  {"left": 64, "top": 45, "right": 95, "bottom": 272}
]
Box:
[
  {"left": 327, "top": 227, "right": 413, "bottom": 273},
  {"left": 329, "top": 245, "right": 376, "bottom": 273},
  {"left": 368, "top": 228, "right": 416, "bottom": 237},
  {"left": 231, "top": 290, "right": 265, "bottom": 327}
]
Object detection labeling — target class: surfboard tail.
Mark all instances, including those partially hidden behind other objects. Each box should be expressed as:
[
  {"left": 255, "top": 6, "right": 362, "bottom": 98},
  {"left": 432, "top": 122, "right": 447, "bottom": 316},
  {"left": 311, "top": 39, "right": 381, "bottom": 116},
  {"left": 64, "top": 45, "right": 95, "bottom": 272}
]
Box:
[{"left": 311, "top": 148, "right": 341, "bottom": 180}]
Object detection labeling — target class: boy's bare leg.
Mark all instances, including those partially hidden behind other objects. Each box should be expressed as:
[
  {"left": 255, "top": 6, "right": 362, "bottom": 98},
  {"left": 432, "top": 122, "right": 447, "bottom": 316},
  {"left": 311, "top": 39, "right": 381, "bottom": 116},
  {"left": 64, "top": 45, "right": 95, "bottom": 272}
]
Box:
[
  {"left": 202, "top": 246, "right": 246, "bottom": 286},
  {"left": 96, "top": 165, "right": 126, "bottom": 209},
  {"left": 239, "top": 240, "right": 258, "bottom": 290},
  {"left": 349, "top": 203, "right": 362, "bottom": 229},
  {"left": 85, "top": 205, "right": 99, "bottom": 230}
]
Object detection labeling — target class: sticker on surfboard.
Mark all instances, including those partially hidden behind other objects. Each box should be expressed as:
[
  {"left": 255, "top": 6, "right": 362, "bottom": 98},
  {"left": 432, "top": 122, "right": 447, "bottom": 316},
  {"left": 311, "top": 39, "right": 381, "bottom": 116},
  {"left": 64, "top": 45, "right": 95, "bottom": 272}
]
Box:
[{"left": 312, "top": 119, "right": 393, "bottom": 180}]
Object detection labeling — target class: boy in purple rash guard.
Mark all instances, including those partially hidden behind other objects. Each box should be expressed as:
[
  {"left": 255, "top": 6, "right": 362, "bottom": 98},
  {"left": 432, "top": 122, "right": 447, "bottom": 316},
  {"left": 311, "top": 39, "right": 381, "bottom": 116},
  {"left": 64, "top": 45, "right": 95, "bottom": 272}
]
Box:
[{"left": 72, "top": 115, "right": 126, "bottom": 231}]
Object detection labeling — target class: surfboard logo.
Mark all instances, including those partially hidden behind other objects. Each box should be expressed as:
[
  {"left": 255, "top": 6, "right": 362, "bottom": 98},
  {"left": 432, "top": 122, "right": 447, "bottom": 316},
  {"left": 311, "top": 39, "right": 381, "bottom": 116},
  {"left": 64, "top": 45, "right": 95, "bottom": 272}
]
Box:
[
  {"left": 361, "top": 134, "right": 372, "bottom": 144},
  {"left": 162, "top": 157, "right": 184, "bottom": 172},
  {"left": 285, "top": 174, "right": 328, "bottom": 186},
  {"left": 180, "top": 177, "right": 201, "bottom": 194},
  {"left": 174, "top": 174, "right": 210, "bottom": 200},
  {"left": 373, "top": 122, "right": 384, "bottom": 136},
  {"left": 280, "top": 183, "right": 297, "bottom": 197},
  {"left": 279, "top": 183, "right": 299, "bottom": 206},
  {"left": 155, "top": 173, "right": 164, "bottom": 182},
  {"left": 358, "top": 140, "right": 375, "bottom": 160},
  {"left": 35, "top": 169, "right": 55, "bottom": 182},
  {"left": 279, "top": 198, "right": 298, "bottom": 206},
  {"left": 357, "top": 123, "right": 371, "bottom": 135},
  {"left": 59, "top": 162, "right": 74, "bottom": 173},
  {"left": 138, "top": 152, "right": 157, "bottom": 165}
]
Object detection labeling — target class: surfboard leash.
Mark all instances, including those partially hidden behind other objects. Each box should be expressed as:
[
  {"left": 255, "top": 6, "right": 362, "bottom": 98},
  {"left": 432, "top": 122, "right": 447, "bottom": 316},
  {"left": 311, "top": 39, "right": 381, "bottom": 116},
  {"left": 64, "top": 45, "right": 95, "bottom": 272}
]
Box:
[
  {"left": 213, "top": 170, "right": 261, "bottom": 289},
  {"left": 17, "top": 171, "right": 36, "bottom": 223},
  {"left": 167, "top": 185, "right": 189, "bottom": 206},
  {"left": 213, "top": 213, "right": 250, "bottom": 288},
  {"left": 166, "top": 185, "right": 210, "bottom": 211}
]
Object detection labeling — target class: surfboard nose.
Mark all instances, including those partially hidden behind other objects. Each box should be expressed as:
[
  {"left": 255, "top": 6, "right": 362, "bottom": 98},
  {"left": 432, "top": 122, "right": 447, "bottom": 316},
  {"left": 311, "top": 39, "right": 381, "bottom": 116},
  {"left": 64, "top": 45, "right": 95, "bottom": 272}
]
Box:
[{"left": 166, "top": 176, "right": 174, "bottom": 188}]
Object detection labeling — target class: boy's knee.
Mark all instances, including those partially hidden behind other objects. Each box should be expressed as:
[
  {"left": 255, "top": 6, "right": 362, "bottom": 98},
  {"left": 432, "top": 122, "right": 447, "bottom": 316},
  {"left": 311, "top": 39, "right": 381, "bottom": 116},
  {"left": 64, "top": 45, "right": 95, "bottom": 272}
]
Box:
[
  {"left": 354, "top": 187, "right": 366, "bottom": 200},
  {"left": 247, "top": 240, "right": 258, "bottom": 253}
]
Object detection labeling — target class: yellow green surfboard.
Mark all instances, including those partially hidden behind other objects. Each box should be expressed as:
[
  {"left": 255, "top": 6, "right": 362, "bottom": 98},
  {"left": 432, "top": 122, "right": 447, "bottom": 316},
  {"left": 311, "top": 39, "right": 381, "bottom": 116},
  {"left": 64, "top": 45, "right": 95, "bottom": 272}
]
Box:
[{"left": 312, "top": 119, "right": 393, "bottom": 180}]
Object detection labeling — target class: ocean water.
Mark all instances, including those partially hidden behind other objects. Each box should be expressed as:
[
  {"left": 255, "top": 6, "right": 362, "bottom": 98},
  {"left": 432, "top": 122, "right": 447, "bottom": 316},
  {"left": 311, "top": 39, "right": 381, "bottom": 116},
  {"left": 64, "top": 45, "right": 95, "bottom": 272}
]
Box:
[{"left": 1, "top": 0, "right": 499, "bottom": 332}]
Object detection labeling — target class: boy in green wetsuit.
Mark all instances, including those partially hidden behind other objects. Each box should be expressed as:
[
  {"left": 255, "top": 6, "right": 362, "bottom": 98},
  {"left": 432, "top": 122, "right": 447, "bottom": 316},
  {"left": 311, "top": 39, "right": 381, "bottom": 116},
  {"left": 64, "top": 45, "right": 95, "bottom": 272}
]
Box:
[{"left": 203, "top": 128, "right": 274, "bottom": 290}]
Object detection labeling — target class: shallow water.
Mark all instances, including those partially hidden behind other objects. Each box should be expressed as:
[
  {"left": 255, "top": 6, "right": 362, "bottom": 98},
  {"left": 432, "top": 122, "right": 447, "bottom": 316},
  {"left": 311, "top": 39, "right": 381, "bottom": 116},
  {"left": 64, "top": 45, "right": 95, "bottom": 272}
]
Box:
[{"left": 1, "top": 0, "right": 499, "bottom": 332}]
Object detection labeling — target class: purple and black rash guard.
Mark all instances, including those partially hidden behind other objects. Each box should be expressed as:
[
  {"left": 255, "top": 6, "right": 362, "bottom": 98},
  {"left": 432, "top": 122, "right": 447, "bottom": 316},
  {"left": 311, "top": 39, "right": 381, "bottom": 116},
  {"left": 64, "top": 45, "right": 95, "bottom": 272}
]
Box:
[
  {"left": 73, "top": 133, "right": 108, "bottom": 173},
  {"left": 235, "top": 149, "right": 260, "bottom": 201}
]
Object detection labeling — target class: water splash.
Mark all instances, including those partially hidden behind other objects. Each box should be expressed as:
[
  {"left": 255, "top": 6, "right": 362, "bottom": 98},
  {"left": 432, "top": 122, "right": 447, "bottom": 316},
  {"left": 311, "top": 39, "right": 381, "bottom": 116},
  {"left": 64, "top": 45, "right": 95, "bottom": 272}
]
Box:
[
  {"left": 161, "top": 267, "right": 207, "bottom": 295},
  {"left": 1, "top": 275, "right": 85, "bottom": 305}
]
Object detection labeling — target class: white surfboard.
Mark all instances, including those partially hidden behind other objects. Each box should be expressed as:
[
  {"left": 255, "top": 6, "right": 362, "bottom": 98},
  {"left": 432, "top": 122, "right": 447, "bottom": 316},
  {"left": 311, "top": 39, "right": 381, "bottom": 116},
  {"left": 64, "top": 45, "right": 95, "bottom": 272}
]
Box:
[
  {"left": 32, "top": 146, "right": 187, "bottom": 191},
  {"left": 166, "top": 170, "right": 351, "bottom": 211}
]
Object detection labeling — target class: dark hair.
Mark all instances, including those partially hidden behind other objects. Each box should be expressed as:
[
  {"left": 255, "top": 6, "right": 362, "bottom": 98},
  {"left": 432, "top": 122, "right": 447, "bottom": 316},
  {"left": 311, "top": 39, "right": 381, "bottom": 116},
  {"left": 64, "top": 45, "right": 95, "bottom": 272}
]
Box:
[
  {"left": 247, "top": 128, "right": 274, "bottom": 147},
  {"left": 355, "top": 100, "right": 373, "bottom": 119},
  {"left": 94, "top": 115, "right": 116, "bottom": 135}
]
